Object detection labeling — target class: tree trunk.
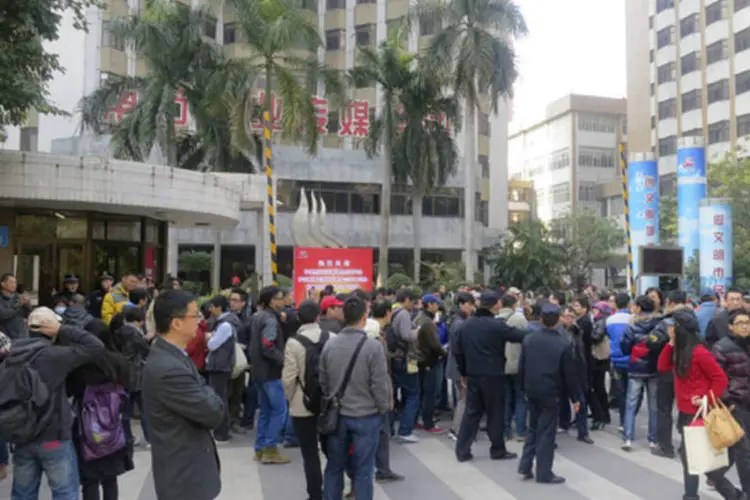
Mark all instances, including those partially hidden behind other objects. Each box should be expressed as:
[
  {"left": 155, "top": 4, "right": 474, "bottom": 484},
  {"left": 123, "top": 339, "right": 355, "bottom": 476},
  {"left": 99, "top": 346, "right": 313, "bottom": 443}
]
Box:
[
  {"left": 463, "top": 100, "right": 477, "bottom": 282},
  {"left": 412, "top": 188, "right": 424, "bottom": 284},
  {"left": 377, "top": 93, "right": 395, "bottom": 287}
]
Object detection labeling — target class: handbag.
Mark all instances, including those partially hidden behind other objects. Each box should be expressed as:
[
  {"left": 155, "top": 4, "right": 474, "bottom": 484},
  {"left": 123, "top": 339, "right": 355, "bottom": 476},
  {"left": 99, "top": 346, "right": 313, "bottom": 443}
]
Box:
[
  {"left": 318, "top": 335, "right": 368, "bottom": 435},
  {"left": 684, "top": 397, "right": 730, "bottom": 475},
  {"left": 232, "top": 342, "right": 249, "bottom": 379},
  {"left": 705, "top": 391, "right": 746, "bottom": 450}
]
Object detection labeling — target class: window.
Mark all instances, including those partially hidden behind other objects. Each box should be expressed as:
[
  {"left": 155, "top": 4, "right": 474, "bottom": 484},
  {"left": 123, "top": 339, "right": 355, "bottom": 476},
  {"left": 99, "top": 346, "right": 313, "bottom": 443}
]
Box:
[
  {"left": 426, "top": 195, "right": 461, "bottom": 217},
  {"left": 705, "top": 1, "right": 724, "bottom": 25},
  {"left": 658, "top": 135, "right": 677, "bottom": 156},
  {"left": 355, "top": 24, "right": 374, "bottom": 46},
  {"left": 680, "top": 14, "right": 698, "bottom": 38},
  {"left": 548, "top": 148, "right": 570, "bottom": 170},
  {"left": 738, "top": 70, "right": 750, "bottom": 95},
  {"left": 649, "top": 16, "right": 653, "bottom": 29},
  {"left": 610, "top": 196, "right": 624, "bottom": 216},
  {"left": 681, "top": 90, "right": 701, "bottom": 113},
  {"left": 327, "top": 111, "right": 340, "bottom": 134},
  {"left": 325, "top": 29, "right": 343, "bottom": 51},
  {"left": 223, "top": 23, "right": 236, "bottom": 44},
  {"left": 350, "top": 193, "right": 380, "bottom": 214},
  {"left": 578, "top": 147, "right": 615, "bottom": 168},
  {"left": 204, "top": 17, "right": 217, "bottom": 40},
  {"left": 658, "top": 98, "right": 677, "bottom": 118},
  {"left": 736, "top": 27, "right": 750, "bottom": 53},
  {"left": 681, "top": 52, "right": 699, "bottom": 75},
  {"left": 738, "top": 0, "right": 750, "bottom": 11},
  {"left": 706, "top": 40, "right": 727, "bottom": 64},
  {"left": 478, "top": 112, "right": 490, "bottom": 135},
  {"left": 651, "top": 115, "right": 656, "bottom": 129},
  {"left": 478, "top": 155, "right": 489, "bottom": 178},
  {"left": 19, "top": 127, "right": 38, "bottom": 152},
  {"left": 650, "top": 49, "right": 654, "bottom": 63},
  {"left": 657, "top": 63, "right": 675, "bottom": 84},
  {"left": 707, "top": 79, "right": 729, "bottom": 104},
  {"left": 708, "top": 120, "right": 730, "bottom": 144},
  {"left": 656, "top": 0, "right": 674, "bottom": 12},
  {"left": 578, "top": 183, "right": 597, "bottom": 203},
  {"left": 550, "top": 183, "right": 571, "bottom": 204},
  {"left": 386, "top": 17, "right": 405, "bottom": 37},
  {"left": 419, "top": 13, "right": 438, "bottom": 36},
  {"left": 578, "top": 114, "right": 615, "bottom": 133},
  {"left": 327, "top": 0, "right": 344, "bottom": 9},
  {"left": 101, "top": 21, "right": 125, "bottom": 51},
  {"left": 357, "top": 0, "right": 376, "bottom": 4},
  {"left": 738, "top": 114, "right": 750, "bottom": 137},
  {"left": 657, "top": 27, "right": 672, "bottom": 48},
  {"left": 650, "top": 82, "right": 655, "bottom": 96},
  {"left": 683, "top": 127, "right": 703, "bottom": 137}
]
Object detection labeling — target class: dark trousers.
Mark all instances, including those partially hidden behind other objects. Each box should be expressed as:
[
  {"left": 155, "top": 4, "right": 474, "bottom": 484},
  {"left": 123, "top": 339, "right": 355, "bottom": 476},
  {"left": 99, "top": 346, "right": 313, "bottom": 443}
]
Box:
[
  {"left": 656, "top": 372, "right": 675, "bottom": 453},
  {"left": 519, "top": 398, "right": 559, "bottom": 482},
  {"left": 228, "top": 375, "right": 246, "bottom": 426},
  {"left": 292, "top": 416, "right": 323, "bottom": 500},
  {"left": 418, "top": 363, "right": 442, "bottom": 429},
  {"left": 614, "top": 367, "right": 630, "bottom": 427},
  {"left": 208, "top": 371, "right": 231, "bottom": 441},
  {"left": 376, "top": 412, "right": 392, "bottom": 475},
  {"left": 573, "top": 391, "right": 589, "bottom": 438},
  {"left": 242, "top": 375, "right": 258, "bottom": 427},
  {"left": 455, "top": 375, "right": 506, "bottom": 459},
  {"left": 589, "top": 368, "right": 611, "bottom": 424},
  {"left": 436, "top": 357, "right": 450, "bottom": 410},
  {"left": 81, "top": 476, "right": 118, "bottom": 500}
]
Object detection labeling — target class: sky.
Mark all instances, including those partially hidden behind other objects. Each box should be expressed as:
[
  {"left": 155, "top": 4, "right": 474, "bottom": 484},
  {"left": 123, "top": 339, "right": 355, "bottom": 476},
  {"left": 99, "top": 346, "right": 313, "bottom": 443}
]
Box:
[{"left": 511, "top": 0, "right": 627, "bottom": 128}]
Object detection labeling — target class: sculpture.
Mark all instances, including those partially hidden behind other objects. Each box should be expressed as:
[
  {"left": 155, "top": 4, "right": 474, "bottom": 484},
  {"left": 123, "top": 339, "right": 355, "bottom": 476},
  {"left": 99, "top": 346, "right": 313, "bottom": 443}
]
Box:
[{"left": 291, "top": 188, "right": 346, "bottom": 248}]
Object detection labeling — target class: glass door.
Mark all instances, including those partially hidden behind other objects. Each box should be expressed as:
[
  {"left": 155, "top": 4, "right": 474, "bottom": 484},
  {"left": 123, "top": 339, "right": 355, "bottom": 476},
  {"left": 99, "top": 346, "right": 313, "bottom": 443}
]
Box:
[
  {"left": 15, "top": 243, "right": 54, "bottom": 306},
  {"left": 57, "top": 244, "right": 86, "bottom": 292}
]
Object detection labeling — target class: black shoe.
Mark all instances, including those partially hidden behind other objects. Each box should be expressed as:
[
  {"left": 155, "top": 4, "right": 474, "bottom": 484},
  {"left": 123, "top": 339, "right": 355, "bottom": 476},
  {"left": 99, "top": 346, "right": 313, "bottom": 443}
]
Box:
[
  {"left": 490, "top": 451, "right": 518, "bottom": 460},
  {"left": 456, "top": 453, "right": 474, "bottom": 463},
  {"left": 375, "top": 471, "right": 405, "bottom": 483},
  {"left": 518, "top": 471, "right": 534, "bottom": 480},
  {"left": 577, "top": 436, "right": 594, "bottom": 444},
  {"left": 537, "top": 474, "right": 566, "bottom": 484},
  {"left": 651, "top": 447, "right": 676, "bottom": 459},
  {"left": 590, "top": 422, "right": 605, "bottom": 431},
  {"left": 231, "top": 424, "right": 247, "bottom": 435}
]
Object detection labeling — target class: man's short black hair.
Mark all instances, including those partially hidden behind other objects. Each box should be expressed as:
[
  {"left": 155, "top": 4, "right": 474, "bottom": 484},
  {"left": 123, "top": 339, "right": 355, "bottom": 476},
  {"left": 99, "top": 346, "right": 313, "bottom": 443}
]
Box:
[
  {"left": 343, "top": 295, "right": 367, "bottom": 326},
  {"left": 230, "top": 287, "right": 248, "bottom": 302},
  {"left": 541, "top": 309, "right": 560, "bottom": 327},
  {"left": 573, "top": 295, "right": 590, "bottom": 311},
  {"left": 0, "top": 273, "right": 14, "bottom": 284},
  {"left": 209, "top": 294, "right": 229, "bottom": 312},
  {"left": 635, "top": 295, "right": 655, "bottom": 313},
  {"left": 530, "top": 301, "right": 544, "bottom": 320},
  {"left": 122, "top": 271, "right": 137, "bottom": 279},
  {"left": 615, "top": 292, "right": 630, "bottom": 310},
  {"left": 372, "top": 300, "right": 392, "bottom": 319},
  {"left": 353, "top": 289, "right": 372, "bottom": 302},
  {"left": 729, "top": 308, "right": 750, "bottom": 325},
  {"left": 668, "top": 289, "right": 688, "bottom": 305},
  {"left": 700, "top": 293, "right": 716, "bottom": 303},
  {"left": 552, "top": 291, "right": 566, "bottom": 306},
  {"left": 395, "top": 288, "right": 415, "bottom": 303},
  {"left": 258, "top": 286, "right": 281, "bottom": 307},
  {"left": 70, "top": 293, "right": 86, "bottom": 305},
  {"left": 129, "top": 288, "right": 148, "bottom": 305},
  {"left": 456, "top": 292, "right": 474, "bottom": 306},
  {"left": 153, "top": 290, "right": 196, "bottom": 334},
  {"left": 297, "top": 300, "right": 321, "bottom": 325},
  {"left": 501, "top": 294, "right": 517, "bottom": 308},
  {"left": 122, "top": 305, "right": 146, "bottom": 323},
  {"left": 726, "top": 287, "right": 744, "bottom": 298}
]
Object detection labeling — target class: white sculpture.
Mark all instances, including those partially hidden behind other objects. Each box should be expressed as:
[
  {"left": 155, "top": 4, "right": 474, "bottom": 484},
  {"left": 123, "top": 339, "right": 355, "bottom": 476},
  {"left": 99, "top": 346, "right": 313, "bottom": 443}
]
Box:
[{"left": 291, "top": 188, "right": 346, "bottom": 248}]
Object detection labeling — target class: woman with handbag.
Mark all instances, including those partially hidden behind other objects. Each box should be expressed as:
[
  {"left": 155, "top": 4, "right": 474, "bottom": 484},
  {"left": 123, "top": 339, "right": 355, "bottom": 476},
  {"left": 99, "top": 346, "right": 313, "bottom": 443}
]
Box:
[{"left": 658, "top": 309, "right": 736, "bottom": 500}]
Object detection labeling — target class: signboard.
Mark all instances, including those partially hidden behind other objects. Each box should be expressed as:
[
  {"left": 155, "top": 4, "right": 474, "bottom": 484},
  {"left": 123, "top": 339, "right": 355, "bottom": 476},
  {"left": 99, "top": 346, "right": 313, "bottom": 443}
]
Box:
[
  {"left": 627, "top": 158, "right": 660, "bottom": 292},
  {"left": 0, "top": 226, "right": 8, "bottom": 248},
  {"left": 699, "top": 199, "right": 733, "bottom": 294},
  {"left": 292, "top": 247, "right": 373, "bottom": 305}
]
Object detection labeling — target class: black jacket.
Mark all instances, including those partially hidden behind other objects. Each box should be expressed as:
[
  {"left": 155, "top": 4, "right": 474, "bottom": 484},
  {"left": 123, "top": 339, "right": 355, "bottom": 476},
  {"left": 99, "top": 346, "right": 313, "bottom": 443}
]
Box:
[
  {"left": 713, "top": 334, "right": 750, "bottom": 409},
  {"left": 281, "top": 306, "right": 301, "bottom": 341},
  {"left": 454, "top": 308, "right": 525, "bottom": 378},
  {"left": 563, "top": 323, "right": 588, "bottom": 392},
  {"left": 319, "top": 316, "right": 342, "bottom": 334},
  {"left": 62, "top": 305, "right": 94, "bottom": 330},
  {"left": 249, "top": 309, "right": 285, "bottom": 382},
  {"left": 446, "top": 312, "right": 468, "bottom": 381},
  {"left": 519, "top": 326, "right": 580, "bottom": 403},
  {"left": 86, "top": 289, "right": 107, "bottom": 319},
  {"left": 236, "top": 305, "right": 254, "bottom": 349},
  {"left": 115, "top": 323, "right": 151, "bottom": 392},
  {"left": 0, "top": 292, "right": 26, "bottom": 340},
  {"left": 707, "top": 309, "right": 730, "bottom": 347}
]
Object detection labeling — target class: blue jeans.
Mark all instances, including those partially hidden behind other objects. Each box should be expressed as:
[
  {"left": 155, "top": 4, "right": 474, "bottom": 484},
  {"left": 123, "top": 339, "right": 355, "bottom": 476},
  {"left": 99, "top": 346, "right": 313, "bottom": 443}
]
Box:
[
  {"left": 391, "top": 360, "right": 420, "bottom": 437},
  {"left": 255, "top": 379, "right": 287, "bottom": 451},
  {"left": 12, "top": 440, "right": 79, "bottom": 500},
  {"left": 574, "top": 391, "right": 590, "bottom": 438},
  {"left": 623, "top": 376, "right": 658, "bottom": 442},
  {"left": 504, "top": 374, "right": 527, "bottom": 437},
  {"left": 0, "top": 439, "right": 8, "bottom": 466},
  {"left": 323, "top": 414, "right": 381, "bottom": 500}
]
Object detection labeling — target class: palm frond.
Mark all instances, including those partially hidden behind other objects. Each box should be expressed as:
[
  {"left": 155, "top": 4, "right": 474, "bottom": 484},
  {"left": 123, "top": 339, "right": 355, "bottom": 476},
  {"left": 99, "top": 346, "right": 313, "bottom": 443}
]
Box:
[{"left": 77, "top": 75, "right": 147, "bottom": 134}]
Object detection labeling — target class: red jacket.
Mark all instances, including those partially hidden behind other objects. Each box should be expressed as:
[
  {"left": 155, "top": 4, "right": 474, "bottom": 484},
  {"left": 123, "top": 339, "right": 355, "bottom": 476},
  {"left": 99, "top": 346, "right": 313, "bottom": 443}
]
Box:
[
  {"left": 186, "top": 320, "right": 209, "bottom": 371},
  {"left": 658, "top": 343, "right": 728, "bottom": 415}
]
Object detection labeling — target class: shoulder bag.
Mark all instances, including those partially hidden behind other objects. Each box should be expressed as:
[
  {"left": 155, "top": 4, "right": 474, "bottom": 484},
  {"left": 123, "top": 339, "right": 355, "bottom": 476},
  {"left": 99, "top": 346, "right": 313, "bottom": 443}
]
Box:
[{"left": 318, "top": 335, "right": 368, "bottom": 435}]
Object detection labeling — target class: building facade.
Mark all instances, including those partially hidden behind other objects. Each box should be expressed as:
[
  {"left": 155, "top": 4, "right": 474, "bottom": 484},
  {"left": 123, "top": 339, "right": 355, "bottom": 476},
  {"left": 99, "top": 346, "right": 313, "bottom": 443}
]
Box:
[
  {"left": 508, "top": 94, "right": 627, "bottom": 223},
  {"left": 626, "top": 0, "right": 750, "bottom": 173}
]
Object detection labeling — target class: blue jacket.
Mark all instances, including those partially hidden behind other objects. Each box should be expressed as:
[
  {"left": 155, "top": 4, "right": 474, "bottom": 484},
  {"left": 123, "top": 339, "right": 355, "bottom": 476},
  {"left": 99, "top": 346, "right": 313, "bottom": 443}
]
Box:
[
  {"left": 620, "top": 314, "right": 662, "bottom": 378},
  {"left": 606, "top": 310, "right": 632, "bottom": 369},
  {"left": 695, "top": 302, "right": 718, "bottom": 338},
  {"left": 437, "top": 318, "right": 449, "bottom": 347}
]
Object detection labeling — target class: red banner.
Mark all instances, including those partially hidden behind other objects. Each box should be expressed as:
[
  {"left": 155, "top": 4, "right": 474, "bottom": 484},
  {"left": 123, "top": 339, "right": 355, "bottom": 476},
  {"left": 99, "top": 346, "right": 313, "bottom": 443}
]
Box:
[{"left": 293, "top": 247, "right": 374, "bottom": 305}]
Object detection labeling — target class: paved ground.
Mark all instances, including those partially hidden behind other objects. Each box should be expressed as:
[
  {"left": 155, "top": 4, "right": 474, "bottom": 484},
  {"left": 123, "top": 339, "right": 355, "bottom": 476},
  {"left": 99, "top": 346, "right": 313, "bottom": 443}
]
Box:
[{"left": 0, "top": 414, "right": 740, "bottom": 500}]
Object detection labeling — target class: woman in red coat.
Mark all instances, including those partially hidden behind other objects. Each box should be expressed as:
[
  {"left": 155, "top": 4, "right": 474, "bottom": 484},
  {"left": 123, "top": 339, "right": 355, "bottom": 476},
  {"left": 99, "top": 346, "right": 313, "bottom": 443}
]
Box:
[
  {"left": 658, "top": 309, "right": 735, "bottom": 500},
  {"left": 186, "top": 314, "right": 209, "bottom": 377}
]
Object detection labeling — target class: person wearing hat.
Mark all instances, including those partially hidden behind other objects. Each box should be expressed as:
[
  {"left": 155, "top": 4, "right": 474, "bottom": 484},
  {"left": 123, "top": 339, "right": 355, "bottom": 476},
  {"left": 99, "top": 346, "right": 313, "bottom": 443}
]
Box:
[
  {"left": 86, "top": 273, "right": 115, "bottom": 320},
  {"left": 414, "top": 294, "right": 448, "bottom": 434},
  {"left": 319, "top": 295, "right": 345, "bottom": 334},
  {"left": 453, "top": 290, "right": 527, "bottom": 462},
  {"left": 518, "top": 302, "right": 580, "bottom": 484},
  {"left": 56, "top": 274, "right": 81, "bottom": 303}
]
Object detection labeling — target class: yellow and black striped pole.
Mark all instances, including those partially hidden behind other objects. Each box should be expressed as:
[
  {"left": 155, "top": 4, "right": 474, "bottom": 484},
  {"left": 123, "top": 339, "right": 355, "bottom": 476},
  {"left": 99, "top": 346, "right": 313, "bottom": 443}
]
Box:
[
  {"left": 620, "top": 143, "right": 635, "bottom": 297},
  {"left": 264, "top": 111, "right": 278, "bottom": 286}
]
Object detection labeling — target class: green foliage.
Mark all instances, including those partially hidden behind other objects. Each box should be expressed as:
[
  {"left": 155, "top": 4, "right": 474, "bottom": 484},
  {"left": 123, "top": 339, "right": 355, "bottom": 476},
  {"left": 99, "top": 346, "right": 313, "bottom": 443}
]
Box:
[
  {"left": 659, "top": 191, "right": 678, "bottom": 244},
  {"left": 684, "top": 249, "right": 700, "bottom": 293},
  {"left": 277, "top": 274, "right": 293, "bottom": 288},
  {"left": 0, "top": 0, "right": 100, "bottom": 128},
  {"left": 386, "top": 273, "right": 413, "bottom": 290},
  {"left": 178, "top": 250, "right": 213, "bottom": 274},
  {"left": 181, "top": 280, "right": 205, "bottom": 296},
  {"left": 485, "top": 219, "right": 563, "bottom": 291}
]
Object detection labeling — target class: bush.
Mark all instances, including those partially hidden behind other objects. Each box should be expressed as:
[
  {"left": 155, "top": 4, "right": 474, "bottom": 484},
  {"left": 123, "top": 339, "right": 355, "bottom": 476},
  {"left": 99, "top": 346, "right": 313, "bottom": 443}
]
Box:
[{"left": 386, "top": 273, "right": 413, "bottom": 290}]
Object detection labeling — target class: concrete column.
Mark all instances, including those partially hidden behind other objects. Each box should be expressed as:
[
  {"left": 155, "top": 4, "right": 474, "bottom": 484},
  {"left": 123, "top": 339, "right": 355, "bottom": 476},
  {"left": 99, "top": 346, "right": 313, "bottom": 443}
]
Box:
[
  {"left": 166, "top": 226, "right": 179, "bottom": 277},
  {"left": 212, "top": 229, "right": 221, "bottom": 292}
]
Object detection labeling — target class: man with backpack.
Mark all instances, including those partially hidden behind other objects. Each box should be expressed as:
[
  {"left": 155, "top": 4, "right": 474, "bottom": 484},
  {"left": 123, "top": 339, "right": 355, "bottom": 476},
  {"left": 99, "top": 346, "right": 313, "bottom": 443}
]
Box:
[
  {"left": 282, "top": 300, "right": 331, "bottom": 500},
  {"left": 0, "top": 306, "right": 105, "bottom": 500},
  {"left": 388, "top": 288, "right": 420, "bottom": 443}
]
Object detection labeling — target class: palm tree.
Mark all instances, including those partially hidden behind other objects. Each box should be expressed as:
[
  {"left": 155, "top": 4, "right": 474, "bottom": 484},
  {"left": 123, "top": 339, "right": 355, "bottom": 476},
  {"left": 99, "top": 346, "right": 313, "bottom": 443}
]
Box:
[
  {"left": 354, "top": 37, "right": 416, "bottom": 286},
  {"left": 368, "top": 66, "right": 459, "bottom": 283},
  {"left": 78, "top": 0, "right": 255, "bottom": 171},
  {"left": 410, "top": 0, "right": 527, "bottom": 281}
]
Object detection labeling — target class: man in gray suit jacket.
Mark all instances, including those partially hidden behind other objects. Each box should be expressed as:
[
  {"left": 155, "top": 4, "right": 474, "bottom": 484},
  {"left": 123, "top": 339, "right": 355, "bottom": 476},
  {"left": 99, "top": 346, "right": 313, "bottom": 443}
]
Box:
[{"left": 143, "top": 290, "right": 225, "bottom": 500}]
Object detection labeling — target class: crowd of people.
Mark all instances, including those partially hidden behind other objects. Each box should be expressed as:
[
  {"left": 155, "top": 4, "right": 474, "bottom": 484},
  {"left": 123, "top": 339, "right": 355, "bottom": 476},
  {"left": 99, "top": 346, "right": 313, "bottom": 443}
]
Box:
[{"left": 3, "top": 269, "right": 750, "bottom": 500}]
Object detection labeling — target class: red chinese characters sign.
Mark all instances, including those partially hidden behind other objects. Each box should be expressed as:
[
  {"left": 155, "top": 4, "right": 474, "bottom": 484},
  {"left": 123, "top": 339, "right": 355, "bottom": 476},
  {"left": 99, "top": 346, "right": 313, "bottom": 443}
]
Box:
[
  {"left": 106, "top": 90, "right": 189, "bottom": 125},
  {"left": 293, "top": 247, "right": 374, "bottom": 305}
]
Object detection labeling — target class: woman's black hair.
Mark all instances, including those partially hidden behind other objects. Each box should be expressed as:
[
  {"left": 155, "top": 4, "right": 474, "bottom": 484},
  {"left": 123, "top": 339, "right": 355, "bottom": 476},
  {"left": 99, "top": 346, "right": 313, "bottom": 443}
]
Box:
[
  {"left": 673, "top": 315, "right": 705, "bottom": 379},
  {"left": 85, "top": 320, "right": 131, "bottom": 388},
  {"left": 645, "top": 287, "right": 664, "bottom": 312}
]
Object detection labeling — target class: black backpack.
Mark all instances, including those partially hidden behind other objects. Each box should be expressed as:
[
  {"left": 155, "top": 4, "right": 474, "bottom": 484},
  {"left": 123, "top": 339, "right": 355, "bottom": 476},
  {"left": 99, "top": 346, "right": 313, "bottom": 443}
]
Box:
[
  {"left": 384, "top": 309, "right": 406, "bottom": 355},
  {"left": 294, "top": 331, "right": 331, "bottom": 414},
  {"left": 0, "top": 338, "right": 55, "bottom": 444}
]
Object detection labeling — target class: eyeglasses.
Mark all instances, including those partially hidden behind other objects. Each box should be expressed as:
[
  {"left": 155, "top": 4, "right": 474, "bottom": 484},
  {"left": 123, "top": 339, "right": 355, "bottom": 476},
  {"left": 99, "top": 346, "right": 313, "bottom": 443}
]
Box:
[{"left": 733, "top": 320, "right": 750, "bottom": 327}]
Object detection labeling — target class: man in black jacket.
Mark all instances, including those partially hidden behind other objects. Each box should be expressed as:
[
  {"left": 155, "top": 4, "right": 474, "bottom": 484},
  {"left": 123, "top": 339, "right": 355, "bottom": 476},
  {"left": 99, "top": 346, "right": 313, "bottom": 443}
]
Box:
[
  {"left": 453, "top": 291, "right": 526, "bottom": 462},
  {"left": 206, "top": 295, "right": 241, "bottom": 443},
  {"left": 518, "top": 303, "right": 580, "bottom": 485},
  {"left": 0, "top": 273, "right": 26, "bottom": 339},
  {"left": 706, "top": 288, "right": 745, "bottom": 346}
]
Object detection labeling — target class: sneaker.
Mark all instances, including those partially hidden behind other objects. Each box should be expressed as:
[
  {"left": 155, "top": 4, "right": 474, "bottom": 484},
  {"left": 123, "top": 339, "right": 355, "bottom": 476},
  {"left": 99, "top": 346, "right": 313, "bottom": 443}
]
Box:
[
  {"left": 515, "top": 434, "right": 527, "bottom": 442},
  {"left": 621, "top": 440, "right": 633, "bottom": 452},
  {"left": 376, "top": 471, "right": 405, "bottom": 483},
  {"left": 396, "top": 434, "right": 419, "bottom": 444},
  {"left": 261, "top": 446, "right": 291, "bottom": 464},
  {"left": 415, "top": 423, "right": 425, "bottom": 430},
  {"left": 345, "top": 490, "right": 355, "bottom": 499},
  {"left": 648, "top": 441, "right": 657, "bottom": 449},
  {"left": 254, "top": 449, "right": 263, "bottom": 461},
  {"left": 651, "top": 447, "right": 676, "bottom": 458},
  {"left": 618, "top": 425, "right": 625, "bottom": 434},
  {"left": 424, "top": 427, "right": 446, "bottom": 434},
  {"left": 448, "top": 430, "right": 458, "bottom": 442},
  {"left": 215, "top": 438, "right": 231, "bottom": 446},
  {"left": 141, "top": 441, "right": 151, "bottom": 450}
]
